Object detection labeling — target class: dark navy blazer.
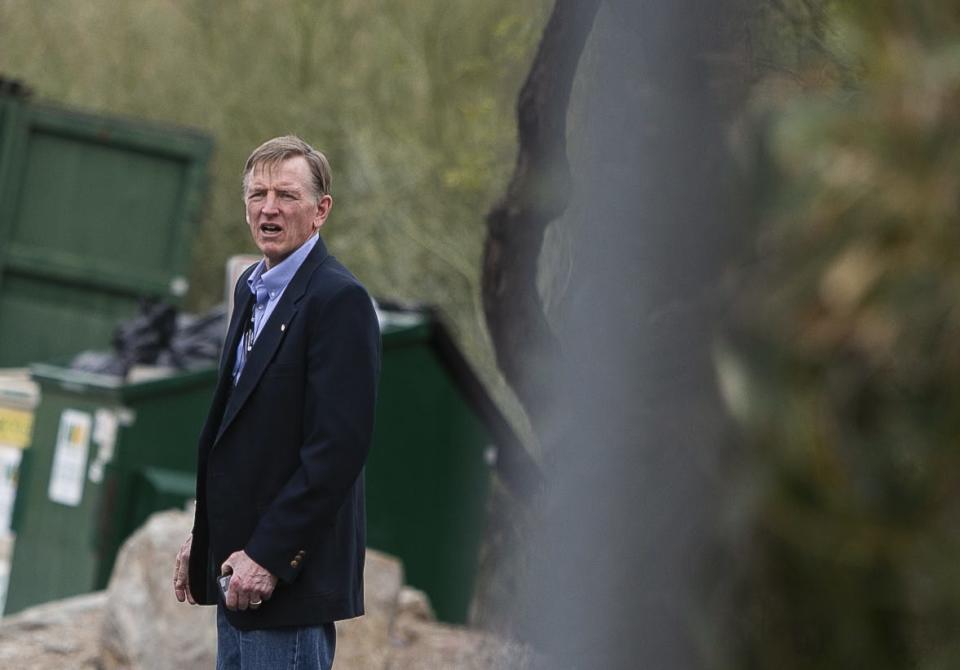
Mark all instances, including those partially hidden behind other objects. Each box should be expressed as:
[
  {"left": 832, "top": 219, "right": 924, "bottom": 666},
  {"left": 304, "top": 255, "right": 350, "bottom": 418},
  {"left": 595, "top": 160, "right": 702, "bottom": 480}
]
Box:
[{"left": 188, "top": 237, "right": 381, "bottom": 630}]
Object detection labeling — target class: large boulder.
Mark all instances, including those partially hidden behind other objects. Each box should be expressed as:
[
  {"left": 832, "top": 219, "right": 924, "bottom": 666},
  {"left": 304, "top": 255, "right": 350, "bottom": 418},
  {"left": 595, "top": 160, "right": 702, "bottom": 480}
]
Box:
[
  {"left": 98, "top": 507, "right": 409, "bottom": 670},
  {"left": 100, "top": 508, "right": 216, "bottom": 670},
  {"left": 387, "top": 596, "right": 541, "bottom": 670},
  {"left": 0, "top": 591, "right": 106, "bottom": 669},
  {"left": 331, "top": 550, "right": 404, "bottom": 669}
]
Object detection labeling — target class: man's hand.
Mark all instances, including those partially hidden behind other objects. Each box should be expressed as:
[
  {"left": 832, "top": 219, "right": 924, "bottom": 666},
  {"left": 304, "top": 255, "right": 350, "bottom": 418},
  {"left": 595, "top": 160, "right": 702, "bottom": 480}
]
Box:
[
  {"left": 221, "top": 550, "right": 278, "bottom": 611},
  {"left": 173, "top": 534, "right": 196, "bottom": 605}
]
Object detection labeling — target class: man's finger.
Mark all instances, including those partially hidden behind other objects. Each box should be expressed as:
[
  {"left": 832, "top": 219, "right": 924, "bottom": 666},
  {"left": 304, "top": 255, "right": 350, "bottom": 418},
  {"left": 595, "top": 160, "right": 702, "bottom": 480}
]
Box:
[
  {"left": 220, "top": 550, "right": 241, "bottom": 577},
  {"left": 174, "top": 581, "right": 185, "bottom": 602},
  {"left": 174, "top": 536, "right": 196, "bottom": 605},
  {"left": 174, "top": 555, "right": 184, "bottom": 602},
  {"left": 174, "top": 551, "right": 190, "bottom": 603},
  {"left": 226, "top": 583, "right": 238, "bottom": 611},
  {"left": 184, "top": 571, "right": 195, "bottom": 605}
]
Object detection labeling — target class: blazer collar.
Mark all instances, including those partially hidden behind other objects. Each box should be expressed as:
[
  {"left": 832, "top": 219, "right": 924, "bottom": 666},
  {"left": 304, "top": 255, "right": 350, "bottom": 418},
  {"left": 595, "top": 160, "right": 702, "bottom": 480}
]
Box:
[{"left": 214, "top": 236, "right": 330, "bottom": 445}]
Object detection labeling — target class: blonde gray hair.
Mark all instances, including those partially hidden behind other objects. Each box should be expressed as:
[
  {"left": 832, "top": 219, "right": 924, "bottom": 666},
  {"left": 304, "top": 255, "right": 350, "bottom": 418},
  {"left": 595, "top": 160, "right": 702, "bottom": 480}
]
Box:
[{"left": 242, "top": 135, "right": 332, "bottom": 200}]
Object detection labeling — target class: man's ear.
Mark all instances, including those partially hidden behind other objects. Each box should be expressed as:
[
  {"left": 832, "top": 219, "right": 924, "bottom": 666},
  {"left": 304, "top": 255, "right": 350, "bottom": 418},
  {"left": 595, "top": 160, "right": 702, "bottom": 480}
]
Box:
[{"left": 314, "top": 195, "right": 333, "bottom": 230}]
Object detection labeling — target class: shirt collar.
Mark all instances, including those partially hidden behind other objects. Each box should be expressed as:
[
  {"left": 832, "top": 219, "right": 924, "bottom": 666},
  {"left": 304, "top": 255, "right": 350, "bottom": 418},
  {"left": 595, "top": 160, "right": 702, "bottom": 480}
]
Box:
[{"left": 247, "top": 234, "right": 320, "bottom": 298}]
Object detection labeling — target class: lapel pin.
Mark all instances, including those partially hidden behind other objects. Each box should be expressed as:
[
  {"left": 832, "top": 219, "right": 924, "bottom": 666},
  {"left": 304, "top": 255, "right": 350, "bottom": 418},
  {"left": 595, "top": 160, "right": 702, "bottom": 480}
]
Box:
[{"left": 281, "top": 324, "right": 286, "bottom": 332}]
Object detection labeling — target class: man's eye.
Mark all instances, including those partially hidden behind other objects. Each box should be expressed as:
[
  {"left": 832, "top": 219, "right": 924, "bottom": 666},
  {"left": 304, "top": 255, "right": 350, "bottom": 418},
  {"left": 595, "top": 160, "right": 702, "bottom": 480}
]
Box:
[
  {"left": 279, "top": 192, "right": 297, "bottom": 200},
  {"left": 248, "top": 191, "right": 265, "bottom": 200}
]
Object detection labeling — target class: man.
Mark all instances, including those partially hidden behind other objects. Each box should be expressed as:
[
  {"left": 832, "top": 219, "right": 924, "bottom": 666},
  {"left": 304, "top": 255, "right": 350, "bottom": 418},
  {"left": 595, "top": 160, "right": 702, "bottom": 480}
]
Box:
[{"left": 172, "top": 136, "right": 381, "bottom": 670}]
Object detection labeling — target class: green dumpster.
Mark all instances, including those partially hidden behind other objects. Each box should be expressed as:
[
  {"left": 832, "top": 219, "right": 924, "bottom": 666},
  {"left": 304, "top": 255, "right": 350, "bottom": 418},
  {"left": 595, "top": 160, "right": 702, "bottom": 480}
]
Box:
[
  {"left": 4, "top": 364, "right": 216, "bottom": 615},
  {"left": 0, "top": 86, "right": 213, "bottom": 367},
  {"left": 367, "top": 308, "right": 533, "bottom": 624}
]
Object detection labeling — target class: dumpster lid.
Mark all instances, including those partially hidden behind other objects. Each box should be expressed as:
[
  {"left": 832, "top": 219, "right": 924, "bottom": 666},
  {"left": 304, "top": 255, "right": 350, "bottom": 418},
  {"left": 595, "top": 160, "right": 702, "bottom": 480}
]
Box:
[{"left": 29, "top": 361, "right": 216, "bottom": 401}]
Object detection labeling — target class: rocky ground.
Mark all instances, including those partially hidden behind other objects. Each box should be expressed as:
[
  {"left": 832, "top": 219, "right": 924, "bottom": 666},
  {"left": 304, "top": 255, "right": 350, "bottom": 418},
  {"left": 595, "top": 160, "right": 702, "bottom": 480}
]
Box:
[{"left": 0, "top": 509, "right": 540, "bottom": 669}]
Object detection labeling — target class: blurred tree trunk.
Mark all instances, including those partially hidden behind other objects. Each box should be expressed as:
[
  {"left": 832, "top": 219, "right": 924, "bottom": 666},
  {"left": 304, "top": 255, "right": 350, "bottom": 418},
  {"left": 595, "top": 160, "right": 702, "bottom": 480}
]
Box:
[
  {"left": 481, "top": 0, "right": 601, "bottom": 440},
  {"left": 471, "top": 0, "right": 600, "bottom": 637}
]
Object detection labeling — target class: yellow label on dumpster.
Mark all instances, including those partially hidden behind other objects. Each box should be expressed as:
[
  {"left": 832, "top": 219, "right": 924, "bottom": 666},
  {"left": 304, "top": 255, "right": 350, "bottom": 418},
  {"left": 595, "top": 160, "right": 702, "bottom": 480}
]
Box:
[{"left": 0, "top": 407, "right": 34, "bottom": 448}]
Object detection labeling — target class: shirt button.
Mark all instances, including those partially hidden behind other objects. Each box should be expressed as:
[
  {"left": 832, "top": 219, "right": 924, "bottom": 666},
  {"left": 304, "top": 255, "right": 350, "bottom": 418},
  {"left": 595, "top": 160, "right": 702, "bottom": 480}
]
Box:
[
  {"left": 270, "top": 291, "right": 276, "bottom": 298},
  {"left": 258, "top": 305, "right": 264, "bottom": 310}
]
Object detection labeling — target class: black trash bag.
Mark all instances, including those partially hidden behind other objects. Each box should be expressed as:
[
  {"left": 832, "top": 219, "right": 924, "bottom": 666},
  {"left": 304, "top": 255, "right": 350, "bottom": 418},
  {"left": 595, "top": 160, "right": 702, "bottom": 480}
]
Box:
[
  {"left": 70, "top": 300, "right": 226, "bottom": 377},
  {"left": 156, "top": 304, "right": 228, "bottom": 370},
  {"left": 111, "top": 299, "right": 178, "bottom": 368}
]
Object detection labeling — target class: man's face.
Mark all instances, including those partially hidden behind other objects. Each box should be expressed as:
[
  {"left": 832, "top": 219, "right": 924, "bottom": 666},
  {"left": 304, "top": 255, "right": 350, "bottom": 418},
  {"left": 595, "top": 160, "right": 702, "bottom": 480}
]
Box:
[{"left": 244, "top": 156, "right": 332, "bottom": 269}]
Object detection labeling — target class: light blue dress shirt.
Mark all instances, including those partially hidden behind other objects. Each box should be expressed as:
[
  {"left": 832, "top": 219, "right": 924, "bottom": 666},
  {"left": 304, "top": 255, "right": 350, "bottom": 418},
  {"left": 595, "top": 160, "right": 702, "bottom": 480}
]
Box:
[{"left": 232, "top": 234, "right": 320, "bottom": 385}]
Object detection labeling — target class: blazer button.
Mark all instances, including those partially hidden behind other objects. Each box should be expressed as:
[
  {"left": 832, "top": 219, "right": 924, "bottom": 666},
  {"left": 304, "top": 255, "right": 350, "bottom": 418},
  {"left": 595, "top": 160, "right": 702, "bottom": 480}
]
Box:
[{"left": 291, "top": 560, "right": 299, "bottom": 568}]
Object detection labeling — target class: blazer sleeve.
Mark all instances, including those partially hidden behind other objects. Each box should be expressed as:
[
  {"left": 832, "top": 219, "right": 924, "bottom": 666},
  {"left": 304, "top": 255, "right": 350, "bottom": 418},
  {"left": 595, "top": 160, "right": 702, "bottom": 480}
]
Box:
[{"left": 243, "top": 282, "right": 381, "bottom": 583}]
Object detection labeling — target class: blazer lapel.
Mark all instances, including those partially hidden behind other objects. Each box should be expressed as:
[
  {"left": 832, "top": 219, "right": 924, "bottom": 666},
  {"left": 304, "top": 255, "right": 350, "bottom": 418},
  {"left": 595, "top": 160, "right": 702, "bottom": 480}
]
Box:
[
  {"left": 214, "top": 238, "right": 329, "bottom": 445},
  {"left": 220, "top": 287, "right": 254, "bottom": 378}
]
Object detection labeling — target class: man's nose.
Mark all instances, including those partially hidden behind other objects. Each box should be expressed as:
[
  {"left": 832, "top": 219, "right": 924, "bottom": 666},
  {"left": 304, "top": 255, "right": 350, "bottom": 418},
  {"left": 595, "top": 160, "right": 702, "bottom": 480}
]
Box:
[{"left": 263, "top": 192, "right": 280, "bottom": 213}]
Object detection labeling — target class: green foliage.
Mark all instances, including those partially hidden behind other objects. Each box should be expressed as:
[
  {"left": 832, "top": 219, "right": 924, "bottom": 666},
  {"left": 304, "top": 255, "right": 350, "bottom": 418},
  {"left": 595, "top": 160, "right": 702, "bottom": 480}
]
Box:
[
  {"left": 724, "top": 1, "right": 960, "bottom": 667},
  {"left": 0, "top": 0, "right": 549, "bottom": 435}
]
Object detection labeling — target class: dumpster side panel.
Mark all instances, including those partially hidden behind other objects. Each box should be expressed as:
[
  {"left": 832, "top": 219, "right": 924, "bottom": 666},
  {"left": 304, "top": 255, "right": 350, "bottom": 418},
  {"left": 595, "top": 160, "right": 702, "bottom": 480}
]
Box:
[
  {"left": 366, "top": 337, "right": 492, "bottom": 623},
  {"left": 4, "top": 392, "right": 104, "bottom": 614}
]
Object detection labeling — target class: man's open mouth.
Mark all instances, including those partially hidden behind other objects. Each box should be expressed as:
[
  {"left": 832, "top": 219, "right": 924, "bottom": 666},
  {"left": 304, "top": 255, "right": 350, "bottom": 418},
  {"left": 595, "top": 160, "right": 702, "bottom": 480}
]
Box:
[{"left": 260, "top": 223, "right": 282, "bottom": 233}]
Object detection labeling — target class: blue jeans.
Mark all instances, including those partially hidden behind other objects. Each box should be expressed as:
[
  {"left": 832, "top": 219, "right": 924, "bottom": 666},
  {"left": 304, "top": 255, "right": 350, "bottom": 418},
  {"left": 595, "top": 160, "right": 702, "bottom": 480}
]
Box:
[{"left": 216, "top": 605, "right": 336, "bottom": 670}]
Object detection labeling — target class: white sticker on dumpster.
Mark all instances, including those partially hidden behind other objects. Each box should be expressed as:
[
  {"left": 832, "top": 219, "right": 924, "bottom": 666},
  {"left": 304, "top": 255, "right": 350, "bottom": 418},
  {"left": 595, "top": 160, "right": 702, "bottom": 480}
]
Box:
[
  {"left": 48, "top": 409, "right": 92, "bottom": 507},
  {"left": 87, "top": 409, "right": 119, "bottom": 484}
]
